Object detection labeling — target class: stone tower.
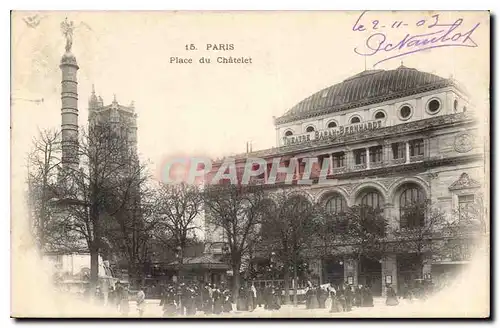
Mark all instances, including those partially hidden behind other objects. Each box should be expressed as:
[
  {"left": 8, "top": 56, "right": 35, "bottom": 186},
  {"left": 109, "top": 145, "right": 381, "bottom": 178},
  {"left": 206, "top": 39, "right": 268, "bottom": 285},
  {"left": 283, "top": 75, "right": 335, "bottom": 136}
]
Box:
[{"left": 60, "top": 19, "right": 79, "bottom": 170}]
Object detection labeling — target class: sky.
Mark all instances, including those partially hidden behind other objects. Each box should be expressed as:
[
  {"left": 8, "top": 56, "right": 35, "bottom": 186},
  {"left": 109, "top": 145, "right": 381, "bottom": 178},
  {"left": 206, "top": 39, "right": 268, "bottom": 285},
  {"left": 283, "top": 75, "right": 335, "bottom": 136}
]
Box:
[{"left": 11, "top": 10, "right": 490, "bottom": 192}]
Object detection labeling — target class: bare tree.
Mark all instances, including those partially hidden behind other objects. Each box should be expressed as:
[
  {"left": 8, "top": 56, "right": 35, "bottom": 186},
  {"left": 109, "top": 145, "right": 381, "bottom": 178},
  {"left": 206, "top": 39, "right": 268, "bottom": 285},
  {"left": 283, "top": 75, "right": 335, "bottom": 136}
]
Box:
[
  {"left": 203, "top": 183, "right": 266, "bottom": 300},
  {"left": 56, "top": 123, "right": 144, "bottom": 293},
  {"left": 312, "top": 204, "right": 351, "bottom": 282},
  {"left": 389, "top": 200, "right": 448, "bottom": 279},
  {"left": 346, "top": 205, "right": 388, "bottom": 262},
  {"left": 152, "top": 182, "right": 204, "bottom": 280},
  {"left": 26, "top": 128, "right": 64, "bottom": 254},
  {"left": 260, "top": 189, "right": 316, "bottom": 306},
  {"left": 100, "top": 165, "right": 153, "bottom": 288}
]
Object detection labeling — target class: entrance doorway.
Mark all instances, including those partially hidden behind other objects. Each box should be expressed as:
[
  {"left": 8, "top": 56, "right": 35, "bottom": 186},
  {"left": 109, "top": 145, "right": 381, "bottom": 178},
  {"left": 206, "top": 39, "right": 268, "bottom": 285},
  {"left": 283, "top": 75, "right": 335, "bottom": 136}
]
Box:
[
  {"left": 397, "top": 253, "right": 422, "bottom": 291},
  {"left": 322, "top": 258, "right": 344, "bottom": 287},
  {"left": 358, "top": 257, "right": 382, "bottom": 296}
]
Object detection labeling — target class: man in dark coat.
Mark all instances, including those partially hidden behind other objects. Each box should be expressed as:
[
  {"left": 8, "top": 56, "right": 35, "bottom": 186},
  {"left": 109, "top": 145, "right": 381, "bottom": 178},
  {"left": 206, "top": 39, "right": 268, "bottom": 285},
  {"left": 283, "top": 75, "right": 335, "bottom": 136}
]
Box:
[
  {"left": 184, "top": 284, "right": 196, "bottom": 316},
  {"left": 237, "top": 285, "right": 248, "bottom": 311},
  {"left": 263, "top": 285, "right": 271, "bottom": 310},
  {"left": 317, "top": 286, "right": 328, "bottom": 309},
  {"left": 363, "top": 285, "right": 374, "bottom": 307},
  {"left": 202, "top": 283, "right": 213, "bottom": 315},
  {"left": 344, "top": 285, "right": 353, "bottom": 312},
  {"left": 270, "top": 285, "right": 281, "bottom": 310},
  {"left": 354, "top": 285, "right": 363, "bottom": 307},
  {"left": 160, "top": 285, "right": 177, "bottom": 317},
  {"left": 212, "top": 284, "right": 223, "bottom": 314}
]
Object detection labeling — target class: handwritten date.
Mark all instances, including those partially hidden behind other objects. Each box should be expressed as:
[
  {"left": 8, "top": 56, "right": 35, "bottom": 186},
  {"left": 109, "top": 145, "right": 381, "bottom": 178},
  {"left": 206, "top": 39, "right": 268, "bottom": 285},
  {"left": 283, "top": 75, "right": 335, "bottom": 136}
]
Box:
[{"left": 352, "top": 12, "right": 481, "bottom": 67}]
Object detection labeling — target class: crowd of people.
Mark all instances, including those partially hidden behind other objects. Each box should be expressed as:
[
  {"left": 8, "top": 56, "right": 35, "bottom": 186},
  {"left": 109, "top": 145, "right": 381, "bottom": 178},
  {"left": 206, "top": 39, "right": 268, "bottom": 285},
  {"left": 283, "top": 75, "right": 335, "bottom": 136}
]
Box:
[
  {"left": 158, "top": 281, "right": 284, "bottom": 317},
  {"left": 304, "top": 283, "right": 375, "bottom": 312},
  {"left": 84, "top": 279, "right": 434, "bottom": 316}
]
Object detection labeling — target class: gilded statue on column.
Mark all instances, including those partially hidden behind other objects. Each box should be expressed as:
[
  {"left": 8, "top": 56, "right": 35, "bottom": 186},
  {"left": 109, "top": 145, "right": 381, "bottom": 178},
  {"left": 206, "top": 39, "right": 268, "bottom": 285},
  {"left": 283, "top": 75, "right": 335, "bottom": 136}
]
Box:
[{"left": 60, "top": 17, "right": 75, "bottom": 52}]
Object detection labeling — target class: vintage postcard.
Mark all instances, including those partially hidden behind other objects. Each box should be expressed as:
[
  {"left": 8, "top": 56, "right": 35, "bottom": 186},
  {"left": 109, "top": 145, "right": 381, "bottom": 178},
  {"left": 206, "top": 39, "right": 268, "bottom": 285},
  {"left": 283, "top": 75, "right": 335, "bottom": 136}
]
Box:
[{"left": 10, "top": 11, "right": 490, "bottom": 318}]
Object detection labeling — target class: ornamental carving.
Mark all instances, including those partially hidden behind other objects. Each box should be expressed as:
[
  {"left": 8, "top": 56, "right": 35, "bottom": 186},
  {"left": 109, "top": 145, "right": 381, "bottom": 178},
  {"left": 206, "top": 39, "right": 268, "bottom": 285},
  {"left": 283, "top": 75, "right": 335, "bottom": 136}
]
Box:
[
  {"left": 448, "top": 173, "right": 481, "bottom": 191},
  {"left": 454, "top": 132, "right": 474, "bottom": 153},
  {"left": 340, "top": 183, "right": 359, "bottom": 195},
  {"left": 427, "top": 172, "right": 439, "bottom": 180},
  {"left": 380, "top": 178, "right": 396, "bottom": 190}
]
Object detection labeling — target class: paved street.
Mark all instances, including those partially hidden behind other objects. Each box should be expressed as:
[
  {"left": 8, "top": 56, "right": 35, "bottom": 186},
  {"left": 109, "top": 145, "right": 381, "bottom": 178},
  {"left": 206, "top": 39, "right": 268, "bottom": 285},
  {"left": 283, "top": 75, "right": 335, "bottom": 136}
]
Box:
[{"left": 111, "top": 297, "right": 421, "bottom": 318}]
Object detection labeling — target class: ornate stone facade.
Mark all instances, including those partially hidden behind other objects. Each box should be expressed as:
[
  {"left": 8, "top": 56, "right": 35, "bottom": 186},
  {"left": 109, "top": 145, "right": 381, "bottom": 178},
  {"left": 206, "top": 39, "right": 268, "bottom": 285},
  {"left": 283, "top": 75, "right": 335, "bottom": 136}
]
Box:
[{"left": 207, "top": 67, "right": 485, "bottom": 296}]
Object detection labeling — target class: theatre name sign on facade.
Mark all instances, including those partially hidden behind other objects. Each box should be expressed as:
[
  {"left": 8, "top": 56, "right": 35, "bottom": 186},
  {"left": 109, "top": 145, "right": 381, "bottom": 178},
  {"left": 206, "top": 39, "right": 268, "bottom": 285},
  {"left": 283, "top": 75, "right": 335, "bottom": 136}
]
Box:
[{"left": 282, "top": 119, "right": 384, "bottom": 146}]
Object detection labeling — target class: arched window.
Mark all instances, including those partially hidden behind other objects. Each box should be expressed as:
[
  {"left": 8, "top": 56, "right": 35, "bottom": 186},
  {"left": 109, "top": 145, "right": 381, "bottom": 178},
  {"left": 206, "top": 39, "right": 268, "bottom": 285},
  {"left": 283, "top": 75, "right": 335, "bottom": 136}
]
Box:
[
  {"left": 284, "top": 130, "right": 293, "bottom": 137},
  {"left": 306, "top": 126, "right": 315, "bottom": 133},
  {"left": 375, "top": 111, "right": 386, "bottom": 120},
  {"left": 350, "top": 116, "right": 361, "bottom": 124},
  {"left": 327, "top": 121, "right": 337, "bottom": 129},
  {"left": 361, "top": 191, "right": 383, "bottom": 208},
  {"left": 399, "top": 186, "right": 425, "bottom": 228},
  {"left": 325, "top": 194, "right": 347, "bottom": 214}
]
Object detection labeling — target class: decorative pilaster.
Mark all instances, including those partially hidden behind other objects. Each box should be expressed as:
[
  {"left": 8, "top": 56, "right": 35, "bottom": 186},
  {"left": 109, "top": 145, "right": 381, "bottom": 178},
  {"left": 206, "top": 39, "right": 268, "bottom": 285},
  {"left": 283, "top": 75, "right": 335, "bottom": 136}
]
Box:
[
  {"left": 344, "top": 258, "right": 358, "bottom": 286},
  {"left": 381, "top": 254, "right": 398, "bottom": 297},
  {"left": 405, "top": 141, "right": 411, "bottom": 164},
  {"left": 384, "top": 142, "right": 392, "bottom": 164},
  {"left": 345, "top": 148, "right": 353, "bottom": 170},
  {"left": 366, "top": 147, "right": 370, "bottom": 169}
]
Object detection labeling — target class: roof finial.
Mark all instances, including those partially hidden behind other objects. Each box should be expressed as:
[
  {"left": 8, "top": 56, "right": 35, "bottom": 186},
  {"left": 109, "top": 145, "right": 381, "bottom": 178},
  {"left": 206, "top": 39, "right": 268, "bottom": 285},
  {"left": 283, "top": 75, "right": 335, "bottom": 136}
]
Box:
[
  {"left": 113, "top": 94, "right": 117, "bottom": 103},
  {"left": 400, "top": 60, "right": 404, "bottom": 67},
  {"left": 91, "top": 84, "right": 95, "bottom": 95}
]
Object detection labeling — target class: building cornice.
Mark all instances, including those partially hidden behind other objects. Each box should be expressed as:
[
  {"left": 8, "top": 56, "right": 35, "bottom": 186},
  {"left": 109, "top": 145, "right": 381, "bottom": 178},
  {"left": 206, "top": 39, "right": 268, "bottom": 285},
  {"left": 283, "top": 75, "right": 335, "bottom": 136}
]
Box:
[
  {"left": 254, "top": 153, "right": 483, "bottom": 191},
  {"left": 224, "top": 113, "right": 476, "bottom": 163}
]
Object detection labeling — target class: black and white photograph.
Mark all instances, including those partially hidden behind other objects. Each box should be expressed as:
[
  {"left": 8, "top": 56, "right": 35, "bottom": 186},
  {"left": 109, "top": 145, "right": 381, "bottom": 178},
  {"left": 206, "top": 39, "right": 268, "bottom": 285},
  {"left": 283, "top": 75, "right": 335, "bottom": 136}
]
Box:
[{"left": 10, "top": 10, "right": 490, "bottom": 318}]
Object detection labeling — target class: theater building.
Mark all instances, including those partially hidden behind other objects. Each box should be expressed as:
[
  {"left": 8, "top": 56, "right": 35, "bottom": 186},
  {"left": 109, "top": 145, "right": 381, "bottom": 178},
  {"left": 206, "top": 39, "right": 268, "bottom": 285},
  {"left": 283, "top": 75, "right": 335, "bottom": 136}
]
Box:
[{"left": 204, "top": 65, "right": 486, "bottom": 296}]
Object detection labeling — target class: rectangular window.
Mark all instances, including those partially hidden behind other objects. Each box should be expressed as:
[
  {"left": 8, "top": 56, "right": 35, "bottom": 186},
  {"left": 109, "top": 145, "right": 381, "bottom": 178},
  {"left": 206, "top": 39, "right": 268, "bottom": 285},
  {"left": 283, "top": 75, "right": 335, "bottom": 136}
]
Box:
[
  {"left": 369, "top": 146, "right": 383, "bottom": 163},
  {"left": 410, "top": 139, "right": 424, "bottom": 157},
  {"left": 354, "top": 149, "right": 366, "bottom": 165},
  {"left": 458, "top": 194, "right": 475, "bottom": 221},
  {"left": 332, "top": 152, "right": 345, "bottom": 168},
  {"left": 392, "top": 142, "right": 405, "bottom": 159}
]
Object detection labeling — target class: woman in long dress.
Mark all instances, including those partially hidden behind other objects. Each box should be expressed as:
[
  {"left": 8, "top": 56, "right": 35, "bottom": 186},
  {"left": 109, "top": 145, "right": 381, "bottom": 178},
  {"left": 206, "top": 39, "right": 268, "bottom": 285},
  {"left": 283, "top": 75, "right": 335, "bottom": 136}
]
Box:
[
  {"left": 328, "top": 285, "right": 340, "bottom": 313},
  {"left": 309, "top": 286, "right": 319, "bottom": 309},
  {"left": 385, "top": 284, "right": 399, "bottom": 306}
]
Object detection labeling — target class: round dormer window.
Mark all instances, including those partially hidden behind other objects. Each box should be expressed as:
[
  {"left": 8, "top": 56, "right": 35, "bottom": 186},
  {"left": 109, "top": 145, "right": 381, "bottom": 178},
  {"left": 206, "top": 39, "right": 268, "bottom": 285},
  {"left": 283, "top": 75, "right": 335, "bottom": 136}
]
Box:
[
  {"left": 327, "top": 121, "right": 337, "bottom": 128},
  {"left": 399, "top": 105, "right": 413, "bottom": 120},
  {"left": 374, "top": 111, "right": 386, "bottom": 120},
  {"left": 350, "top": 116, "right": 361, "bottom": 124},
  {"left": 426, "top": 98, "right": 441, "bottom": 114},
  {"left": 306, "top": 126, "right": 315, "bottom": 133},
  {"left": 284, "top": 130, "right": 293, "bottom": 137},
  {"left": 454, "top": 99, "right": 458, "bottom": 112}
]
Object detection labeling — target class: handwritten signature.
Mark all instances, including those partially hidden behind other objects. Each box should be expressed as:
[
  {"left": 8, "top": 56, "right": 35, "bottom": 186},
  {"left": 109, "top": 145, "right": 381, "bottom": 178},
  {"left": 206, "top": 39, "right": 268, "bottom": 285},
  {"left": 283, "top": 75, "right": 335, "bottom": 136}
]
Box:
[{"left": 352, "top": 12, "right": 481, "bottom": 67}]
